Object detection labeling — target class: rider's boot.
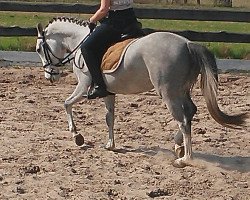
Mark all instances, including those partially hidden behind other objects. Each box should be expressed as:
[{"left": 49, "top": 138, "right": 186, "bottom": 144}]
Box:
[
  {"left": 87, "top": 75, "right": 111, "bottom": 99},
  {"left": 81, "top": 49, "right": 111, "bottom": 99}
]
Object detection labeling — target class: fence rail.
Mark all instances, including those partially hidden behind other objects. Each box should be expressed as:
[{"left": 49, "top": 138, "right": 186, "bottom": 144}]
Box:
[
  {"left": 1, "top": 26, "right": 250, "bottom": 43},
  {"left": 1, "top": 1, "right": 250, "bottom": 22},
  {"left": 0, "top": 1, "right": 250, "bottom": 43}
]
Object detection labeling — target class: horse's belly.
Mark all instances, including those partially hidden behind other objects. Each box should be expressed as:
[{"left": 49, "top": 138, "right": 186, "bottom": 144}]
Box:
[
  {"left": 105, "top": 66, "right": 154, "bottom": 94},
  {"left": 104, "top": 39, "right": 155, "bottom": 94},
  {"left": 116, "top": 79, "right": 154, "bottom": 94}
]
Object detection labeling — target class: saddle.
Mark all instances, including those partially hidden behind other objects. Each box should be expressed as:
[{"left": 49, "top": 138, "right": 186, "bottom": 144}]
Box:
[
  {"left": 101, "top": 38, "right": 135, "bottom": 72},
  {"left": 101, "top": 22, "right": 144, "bottom": 72}
]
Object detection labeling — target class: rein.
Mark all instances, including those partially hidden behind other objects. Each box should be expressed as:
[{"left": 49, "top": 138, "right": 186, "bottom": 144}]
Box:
[{"left": 38, "top": 31, "right": 90, "bottom": 75}]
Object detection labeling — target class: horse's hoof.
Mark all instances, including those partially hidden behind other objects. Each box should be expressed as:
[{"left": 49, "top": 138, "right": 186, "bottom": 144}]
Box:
[
  {"left": 175, "top": 144, "right": 184, "bottom": 158},
  {"left": 105, "top": 144, "right": 115, "bottom": 151},
  {"left": 172, "top": 159, "right": 187, "bottom": 168},
  {"left": 100, "top": 143, "right": 115, "bottom": 151},
  {"left": 74, "top": 134, "right": 84, "bottom": 146},
  {"left": 101, "top": 140, "right": 115, "bottom": 150}
]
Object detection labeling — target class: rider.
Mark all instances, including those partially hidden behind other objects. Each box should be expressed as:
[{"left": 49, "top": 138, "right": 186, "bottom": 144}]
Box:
[{"left": 80, "top": 0, "right": 142, "bottom": 99}]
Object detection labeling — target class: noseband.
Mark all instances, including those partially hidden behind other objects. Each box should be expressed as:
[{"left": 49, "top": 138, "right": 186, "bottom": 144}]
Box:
[{"left": 38, "top": 31, "right": 90, "bottom": 76}]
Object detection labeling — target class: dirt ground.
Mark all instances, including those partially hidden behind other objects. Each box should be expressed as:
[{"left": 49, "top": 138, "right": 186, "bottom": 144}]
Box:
[{"left": 0, "top": 66, "right": 249, "bottom": 200}]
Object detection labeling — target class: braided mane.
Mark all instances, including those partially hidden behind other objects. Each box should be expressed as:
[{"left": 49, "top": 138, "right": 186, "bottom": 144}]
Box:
[{"left": 45, "top": 16, "right": 88, "bottom": 29}]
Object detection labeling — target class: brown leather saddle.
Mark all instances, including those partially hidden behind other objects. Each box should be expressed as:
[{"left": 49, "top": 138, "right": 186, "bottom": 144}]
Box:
[
  {"left": 101, "top": 38, "right": 135, "bottom": 71},
  {"left": 101, "top": 22, "right": 144, "bottom": 72}
]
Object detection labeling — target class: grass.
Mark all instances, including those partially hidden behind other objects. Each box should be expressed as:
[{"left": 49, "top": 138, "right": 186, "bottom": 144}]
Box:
[
  {"left": 5, "top": 0, "right": 250, "bottom": 9},
  {"left": 0, "top": 1, "right": 250, "bottom": 59},
  {"left": 0, "top": 12, "right": 89, "bottom": 51},
  {"left": 134, "top": 0, "right": 250, "bottom": 9},
  {"left": 5, "top": 0, "right": 99, "bottom": 4}
]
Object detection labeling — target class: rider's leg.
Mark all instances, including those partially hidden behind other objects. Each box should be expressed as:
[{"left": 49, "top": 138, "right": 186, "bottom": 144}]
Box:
[
  {"left": 80, "top": 24, "right": 121, "bottom": 99},
  {"left": 81, "top": 47, "right": 109, "bottom": 99}
]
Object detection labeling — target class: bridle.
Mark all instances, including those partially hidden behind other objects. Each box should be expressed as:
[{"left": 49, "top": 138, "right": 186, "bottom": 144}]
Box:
[{"left": 37, "top": 31, "right": 90, "bottom": 76}]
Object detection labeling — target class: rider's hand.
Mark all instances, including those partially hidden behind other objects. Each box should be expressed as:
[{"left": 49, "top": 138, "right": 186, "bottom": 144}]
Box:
[{"left": 88, "top": 20, "right": 97, "bottom": 33}]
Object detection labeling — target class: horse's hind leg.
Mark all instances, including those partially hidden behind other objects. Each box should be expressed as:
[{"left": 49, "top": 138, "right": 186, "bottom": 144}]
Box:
[
  {"left": 162, "top": 92, "right": 197, "bottom": 167},
  {"left": 174, "top": 130, "right": 184, "bottom": 158},
  {"left": 174, "top": 95, "right": 197, "bottom": 158}
]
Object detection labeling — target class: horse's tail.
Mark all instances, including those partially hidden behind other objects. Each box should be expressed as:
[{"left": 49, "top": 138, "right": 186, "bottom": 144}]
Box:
[{"left": 187, "top": 42, "right": 248, "bottom": 128}]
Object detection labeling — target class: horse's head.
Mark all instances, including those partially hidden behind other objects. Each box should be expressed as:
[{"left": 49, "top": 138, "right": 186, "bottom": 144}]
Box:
[
  {"left": 36, "top": 23, "right": 68, "bottom": 82},
  {"left": 36, "top": 18, "right": 91, "bottom": 82}
]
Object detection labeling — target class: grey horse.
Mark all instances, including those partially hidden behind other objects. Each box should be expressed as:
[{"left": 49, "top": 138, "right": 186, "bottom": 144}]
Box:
[{"left": 36, "top": 17, "right": 247, "bottom": 167}]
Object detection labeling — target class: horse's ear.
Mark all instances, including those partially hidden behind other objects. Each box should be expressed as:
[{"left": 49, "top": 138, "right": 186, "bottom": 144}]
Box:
[{"left": 36, "top": 23, "right": 43, "bottom": 35}]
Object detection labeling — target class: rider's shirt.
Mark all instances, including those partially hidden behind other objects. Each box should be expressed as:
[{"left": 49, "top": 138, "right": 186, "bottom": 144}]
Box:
[{"left": 110, "top": 0, "right": 133, "bottom": 11}]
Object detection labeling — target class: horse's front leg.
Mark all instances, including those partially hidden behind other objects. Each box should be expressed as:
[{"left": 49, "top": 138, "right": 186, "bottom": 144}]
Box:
[
  {"left": 64, "top": 80, "right": 88, "bottom": 146},
  {"left": 103, "top": 95, "right": 116, "bottom": 150}
]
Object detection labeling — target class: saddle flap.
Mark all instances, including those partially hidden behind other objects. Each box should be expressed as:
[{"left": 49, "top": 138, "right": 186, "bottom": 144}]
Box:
[{"left": 101, "top": 38, "right": 137, "bottom": 73}]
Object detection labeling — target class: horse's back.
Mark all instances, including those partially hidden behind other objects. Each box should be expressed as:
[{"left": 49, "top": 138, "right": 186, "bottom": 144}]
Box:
[
  {"left": 145, "top": 31, "right": 189, "bottom": 42},
  {"left": 123, "top": 31, "right": 190, "bottom": 68},
  {"left": 105, "top": 32, "right": 194, "bottom": 95},
  {"left": 139, "top": 31, "right": 190, "bottom": 48},
  {"left": 134, "top": 32, "right": 194, "bottom": 87}
]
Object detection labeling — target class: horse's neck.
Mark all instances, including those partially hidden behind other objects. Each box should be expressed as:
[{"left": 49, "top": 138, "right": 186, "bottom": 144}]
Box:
[
  {"left": 62, "top": 29, "right": 89, "bottom": 51},
  {"left": 63, "top": 32, "right": 87, "bottom": 51},
  {"left": 47, "top": 21, "right": 89, "bottom": 51}
]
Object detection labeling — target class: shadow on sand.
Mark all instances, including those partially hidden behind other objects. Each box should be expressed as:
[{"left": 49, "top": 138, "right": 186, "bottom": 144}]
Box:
[
  {"left": 113, "top": 145, "right": 250, "bottom": 173},
  {"left": 194, "top": 152, "right": 250, "bottom": 173},
  {"left": 113, "top": 145, "right": 174, "bottom": 156}
]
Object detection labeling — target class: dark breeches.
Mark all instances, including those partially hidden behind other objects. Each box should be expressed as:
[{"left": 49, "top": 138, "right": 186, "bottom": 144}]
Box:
[
  {"left": 81, "top": 8, "right": 139, "bottom": 65},
  {"left": 80, "top": 8, "right": 140, "bottom": 90},
  {"left": 80, "top": 24, "right": 121, "bottom": 67}
]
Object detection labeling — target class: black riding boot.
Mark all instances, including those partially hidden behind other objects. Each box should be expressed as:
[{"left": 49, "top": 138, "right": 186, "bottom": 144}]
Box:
[{"left": 81, "top": 49, "right": 110, "bottom": 99}]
